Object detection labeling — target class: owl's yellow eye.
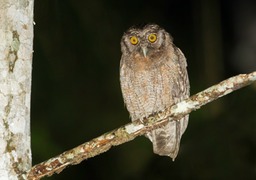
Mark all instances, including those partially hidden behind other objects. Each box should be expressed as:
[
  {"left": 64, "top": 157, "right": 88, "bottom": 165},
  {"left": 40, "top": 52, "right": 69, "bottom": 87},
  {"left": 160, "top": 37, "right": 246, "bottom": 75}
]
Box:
[
  {"left": 130, "top": 36, "right": 138, "bottom": 45},
  {"left": 148, "top": 33, "right": 157, "bottom": 43}
]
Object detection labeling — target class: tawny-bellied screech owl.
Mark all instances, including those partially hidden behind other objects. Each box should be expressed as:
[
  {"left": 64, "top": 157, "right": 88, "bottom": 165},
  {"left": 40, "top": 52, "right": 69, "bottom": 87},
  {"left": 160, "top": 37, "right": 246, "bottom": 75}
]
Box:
[{"left": 120, "top": 24, "right": 190, "bottom": 160}]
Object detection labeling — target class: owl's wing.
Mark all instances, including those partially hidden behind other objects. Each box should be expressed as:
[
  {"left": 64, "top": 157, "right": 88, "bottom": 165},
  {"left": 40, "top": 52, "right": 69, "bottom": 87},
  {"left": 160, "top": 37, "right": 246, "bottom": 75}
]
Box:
[
  {"left": 171, "top": 47, "right": 190, "bottom": 136},
  {"left": 146, "top": 46, "right": 190, "bottom": 160}
]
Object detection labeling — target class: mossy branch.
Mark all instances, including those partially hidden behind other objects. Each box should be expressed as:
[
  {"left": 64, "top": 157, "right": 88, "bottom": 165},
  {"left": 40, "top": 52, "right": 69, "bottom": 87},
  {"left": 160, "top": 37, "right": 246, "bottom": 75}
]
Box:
[{"left": 25, "top": 71, "right": 256, "bottom": 180}]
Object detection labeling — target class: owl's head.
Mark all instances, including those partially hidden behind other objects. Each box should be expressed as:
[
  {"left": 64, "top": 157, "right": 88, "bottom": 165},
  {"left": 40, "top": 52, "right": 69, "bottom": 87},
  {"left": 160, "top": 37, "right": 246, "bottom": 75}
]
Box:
[{"left": 121, "top": 24, "right": 173, "bottom": 61}]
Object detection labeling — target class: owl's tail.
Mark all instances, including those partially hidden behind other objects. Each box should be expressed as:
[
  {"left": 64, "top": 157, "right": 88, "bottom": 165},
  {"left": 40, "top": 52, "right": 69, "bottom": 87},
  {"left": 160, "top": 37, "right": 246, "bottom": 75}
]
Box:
[{"left": 146, "top": 115, "right": 189, "bottom": 161}]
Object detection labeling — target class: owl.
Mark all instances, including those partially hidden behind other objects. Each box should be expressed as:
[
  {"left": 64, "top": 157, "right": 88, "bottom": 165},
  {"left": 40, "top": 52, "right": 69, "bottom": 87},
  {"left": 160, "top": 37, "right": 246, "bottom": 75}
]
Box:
[{"left": 120, "top": 24, "right": 190, "bottom": 160}]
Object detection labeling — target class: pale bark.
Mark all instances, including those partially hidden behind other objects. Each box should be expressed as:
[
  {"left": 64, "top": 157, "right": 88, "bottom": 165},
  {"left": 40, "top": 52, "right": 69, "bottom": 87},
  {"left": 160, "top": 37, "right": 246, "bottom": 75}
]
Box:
[
  {"left": 0, "top": 0, "right": 34, "bottom": 179},
  {"left": 26, "top": 71, "right": 256, "bottom": 180}
]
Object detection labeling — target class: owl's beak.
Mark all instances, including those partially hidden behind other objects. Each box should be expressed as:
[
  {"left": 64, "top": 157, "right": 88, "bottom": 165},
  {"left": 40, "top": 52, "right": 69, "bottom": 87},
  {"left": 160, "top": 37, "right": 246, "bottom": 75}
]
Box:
[{"left": 141, "top": 47, "right": 148, "bottom": 58}]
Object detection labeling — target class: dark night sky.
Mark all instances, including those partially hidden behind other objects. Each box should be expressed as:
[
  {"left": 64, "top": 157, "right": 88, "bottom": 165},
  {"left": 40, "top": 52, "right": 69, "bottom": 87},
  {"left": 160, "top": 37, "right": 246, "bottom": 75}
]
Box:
[{"left": 32, "top": 0, "right": 256, "bottom": 179}]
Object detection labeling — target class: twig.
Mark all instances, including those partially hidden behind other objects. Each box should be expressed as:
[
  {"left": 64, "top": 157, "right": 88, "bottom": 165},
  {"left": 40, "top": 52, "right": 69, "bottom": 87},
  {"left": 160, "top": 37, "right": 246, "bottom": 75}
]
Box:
[{"left": 25, "top": 71, "right": 256, "bottom": 180}]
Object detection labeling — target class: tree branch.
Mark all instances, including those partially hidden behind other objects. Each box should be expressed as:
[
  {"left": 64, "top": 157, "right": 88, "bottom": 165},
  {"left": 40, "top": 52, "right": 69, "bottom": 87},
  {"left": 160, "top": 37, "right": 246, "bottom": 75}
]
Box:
[{"left": 26, "top": 71, "right": 256, "bottom": 180}]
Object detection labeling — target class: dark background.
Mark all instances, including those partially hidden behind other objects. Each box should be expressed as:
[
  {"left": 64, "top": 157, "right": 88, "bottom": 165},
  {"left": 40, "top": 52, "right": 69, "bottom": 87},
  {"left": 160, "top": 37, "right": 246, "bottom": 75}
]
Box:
[{"left": 32, "top": 0, "right": 256, "bottom": 179}]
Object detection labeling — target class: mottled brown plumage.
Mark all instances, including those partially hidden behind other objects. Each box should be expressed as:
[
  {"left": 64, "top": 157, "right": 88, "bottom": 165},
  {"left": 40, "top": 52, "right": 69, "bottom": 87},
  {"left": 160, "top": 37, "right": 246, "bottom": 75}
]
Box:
[{"left": 120, "top": 24, "right": 190, "bottom": 160}]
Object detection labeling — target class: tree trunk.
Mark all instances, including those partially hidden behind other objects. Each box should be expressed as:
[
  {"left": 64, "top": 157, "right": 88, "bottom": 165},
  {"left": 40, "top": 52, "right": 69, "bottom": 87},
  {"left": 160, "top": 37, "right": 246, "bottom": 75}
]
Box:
[{"left": 0, "top": 0, "right": 34, "bottom": 179}]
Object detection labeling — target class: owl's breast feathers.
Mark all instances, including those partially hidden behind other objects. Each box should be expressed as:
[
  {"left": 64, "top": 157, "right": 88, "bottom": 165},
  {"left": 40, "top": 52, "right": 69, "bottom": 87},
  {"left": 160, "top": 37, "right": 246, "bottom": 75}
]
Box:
[
  {"left": 120, "top": 47, "right": 184, "bottom": 120},
  {"left": 131, "top": 53, "right": 152, "bottom": 71}
]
